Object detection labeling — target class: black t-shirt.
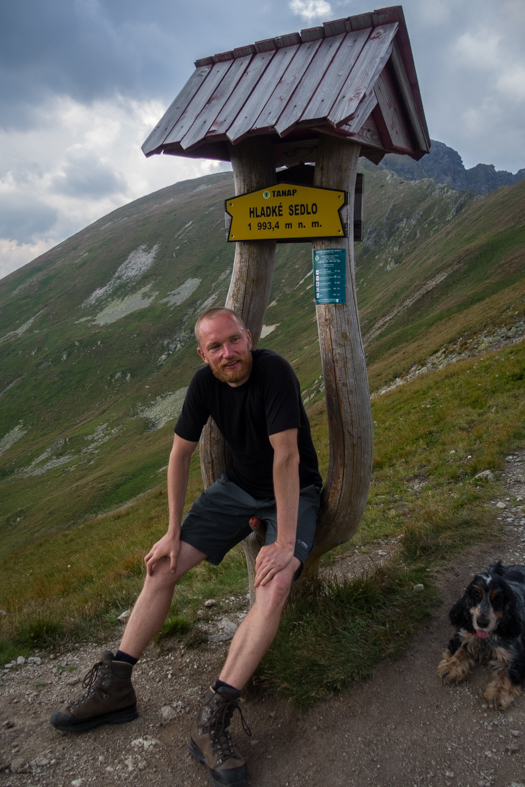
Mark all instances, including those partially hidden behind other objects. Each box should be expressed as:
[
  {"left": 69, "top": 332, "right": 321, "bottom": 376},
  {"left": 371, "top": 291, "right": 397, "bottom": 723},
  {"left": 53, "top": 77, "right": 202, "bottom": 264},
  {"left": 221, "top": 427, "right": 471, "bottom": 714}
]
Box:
[{"left": 174, "top": 349, "right": 322, "bottom": 498}]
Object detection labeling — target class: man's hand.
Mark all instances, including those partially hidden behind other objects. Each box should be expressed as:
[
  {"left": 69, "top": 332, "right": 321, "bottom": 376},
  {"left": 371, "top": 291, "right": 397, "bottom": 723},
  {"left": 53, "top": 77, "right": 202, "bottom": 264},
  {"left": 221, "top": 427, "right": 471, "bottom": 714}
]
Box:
[
  {"left": 144, "top": 532, "right": 181, "bottom": 576},
  {"left": 254, "top": 541, "right": 294, "bottom": 587}
]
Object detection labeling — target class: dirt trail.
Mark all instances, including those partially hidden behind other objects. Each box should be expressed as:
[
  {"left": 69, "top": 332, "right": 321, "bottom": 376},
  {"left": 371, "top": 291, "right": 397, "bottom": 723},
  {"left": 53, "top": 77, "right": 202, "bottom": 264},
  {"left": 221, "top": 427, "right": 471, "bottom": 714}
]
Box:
[{"left": 1, "top": 452, "right": 525, "bottom": 787}]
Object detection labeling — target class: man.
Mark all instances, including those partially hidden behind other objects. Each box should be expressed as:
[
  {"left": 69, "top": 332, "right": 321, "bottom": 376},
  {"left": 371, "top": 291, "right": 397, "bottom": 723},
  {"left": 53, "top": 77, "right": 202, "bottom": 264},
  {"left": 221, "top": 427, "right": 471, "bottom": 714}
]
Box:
[{"left": 50, "top": 307, "right": 322, "bottom": 787}]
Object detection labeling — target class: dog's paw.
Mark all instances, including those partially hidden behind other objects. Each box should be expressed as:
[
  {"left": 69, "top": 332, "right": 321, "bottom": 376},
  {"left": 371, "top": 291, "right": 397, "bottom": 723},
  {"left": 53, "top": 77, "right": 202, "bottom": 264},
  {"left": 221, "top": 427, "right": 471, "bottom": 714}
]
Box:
[
  {"left": 484, "top": 676, "right": 522, "bottom": 711},
  {"left": 437, "top": 650, "right": 473, "bottom": 684}
]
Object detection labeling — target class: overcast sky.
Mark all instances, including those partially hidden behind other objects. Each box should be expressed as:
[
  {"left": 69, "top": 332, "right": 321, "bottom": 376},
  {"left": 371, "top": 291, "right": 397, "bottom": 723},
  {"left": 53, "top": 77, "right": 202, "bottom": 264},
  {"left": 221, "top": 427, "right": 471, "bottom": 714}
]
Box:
[{"left": 1, "top": 0, "right": 524, "bottom": 280}]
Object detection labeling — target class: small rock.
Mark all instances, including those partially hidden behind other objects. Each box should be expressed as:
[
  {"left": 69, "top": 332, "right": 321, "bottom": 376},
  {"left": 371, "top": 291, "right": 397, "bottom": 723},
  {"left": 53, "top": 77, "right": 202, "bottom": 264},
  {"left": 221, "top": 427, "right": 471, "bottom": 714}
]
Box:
[
  {"left": 377, "top": 550, "right": 387, "bottom": 556},
  {"left": 160, "top": 706, "right": 177, "bottom": 722},
  {"left": 449, "top": 450, "right": 456, "bottom": 454},
  {"left": 131, "top": 737, "right": 160, "bottom": 750},
  {"left": 204, "top": 599, "right": 216, "bottom": 608},
  {"left": 10, "top": 757, "right": 27, "bottom": 774},
  {"left": 445, "top": 772, "right": 454, "bottom": 779},
  {"left": 16, "top": 657, "right": 26, "bottom": 666},
  {"left": 413, "top": 584, "right": 425, "bottom": 592},
  {"left": 496, "top": 502, "right": 507, "bottom": 509},
  {"left": 27, "top": 657, "right": 42, "bottom": 665},
  {"left": 474, "top": 470, "right": 495, "bottom": 482},
  {"left": 510, "top": 730, "right": 523, "bottom": 737},
  {"left": 117, "top": 610, "right": 131, "bottom": 622},
  {"left": 71, "top": 780, "right": 83, "bottom": 786},
  {"left": 30, "top": 754, "right": 51, "bottom": 768},
  {"left": 0, "top": 610, "right": 6, "bottom": 615},
  {"left": 505, "top": 743, "right": 520, "bottom": 754},
  {"left": 3, "top": 721, "right": 15, "bottom": 729},
  {"left": 208, "top": 618, "right": 239, "bottom": 643},
  {"left": 67, "top": 677, "right": 81, "bottom": 686}
]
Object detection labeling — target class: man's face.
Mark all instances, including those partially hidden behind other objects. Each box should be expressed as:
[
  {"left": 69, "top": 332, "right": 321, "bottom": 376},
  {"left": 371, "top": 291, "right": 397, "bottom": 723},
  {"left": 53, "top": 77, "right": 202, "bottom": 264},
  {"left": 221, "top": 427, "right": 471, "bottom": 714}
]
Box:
[{"left": 197, "top": 313, "right": 253, "bottom": 387}]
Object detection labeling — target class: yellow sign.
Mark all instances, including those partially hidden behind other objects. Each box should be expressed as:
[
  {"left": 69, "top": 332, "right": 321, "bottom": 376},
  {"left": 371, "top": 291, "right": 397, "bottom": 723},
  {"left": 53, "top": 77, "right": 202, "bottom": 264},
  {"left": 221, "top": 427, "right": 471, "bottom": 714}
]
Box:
[{"left": 225, "top": 183, "right": 347, "bottom": 242}]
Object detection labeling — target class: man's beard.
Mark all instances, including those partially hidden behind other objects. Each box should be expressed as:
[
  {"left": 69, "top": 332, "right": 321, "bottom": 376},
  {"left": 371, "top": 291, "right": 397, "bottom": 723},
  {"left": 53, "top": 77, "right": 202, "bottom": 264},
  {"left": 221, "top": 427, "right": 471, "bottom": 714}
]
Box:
[{"left": 210, "top": 353, "right": 253, "bottom": 384}]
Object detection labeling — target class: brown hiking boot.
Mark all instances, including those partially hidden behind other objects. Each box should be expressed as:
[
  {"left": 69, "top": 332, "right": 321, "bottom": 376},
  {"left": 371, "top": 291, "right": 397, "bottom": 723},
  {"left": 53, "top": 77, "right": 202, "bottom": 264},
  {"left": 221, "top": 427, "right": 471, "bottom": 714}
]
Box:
[
  {"left": 50, "top": 651, "right": 138, "bottom": 732},
  {"left": 189, "top": 685, "right": 251, "bottom": 786}
]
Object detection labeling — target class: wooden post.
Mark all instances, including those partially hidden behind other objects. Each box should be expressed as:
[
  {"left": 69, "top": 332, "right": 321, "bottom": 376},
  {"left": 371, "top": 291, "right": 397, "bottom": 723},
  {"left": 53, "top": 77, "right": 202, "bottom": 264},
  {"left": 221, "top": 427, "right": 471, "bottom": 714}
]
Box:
[
  {"left": 305, "top": 134, "right": 374, "bottom": 574},
  {"left": 199, "top": 135, "right": 277, "bottom": 599}
]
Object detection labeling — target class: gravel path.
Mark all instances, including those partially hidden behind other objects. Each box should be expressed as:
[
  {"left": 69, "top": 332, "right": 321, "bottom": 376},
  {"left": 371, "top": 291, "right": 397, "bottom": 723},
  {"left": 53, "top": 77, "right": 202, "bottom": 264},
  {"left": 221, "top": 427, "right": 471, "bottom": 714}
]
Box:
[{"left": 1, "top": 452, "right": 524, "bottom": 787}]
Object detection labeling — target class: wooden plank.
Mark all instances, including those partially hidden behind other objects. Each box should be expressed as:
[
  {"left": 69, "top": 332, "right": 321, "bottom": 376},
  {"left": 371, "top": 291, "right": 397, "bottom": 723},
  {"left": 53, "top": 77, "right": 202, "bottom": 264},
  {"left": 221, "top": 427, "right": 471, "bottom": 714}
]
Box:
[
  {"left": 300, "top": 29, "right": 370, "bottom": 124},
  {"left": 275, "top": 33, "right": 346, "bottom": 136},
  {"left": 373, "top": 68, "right": 413, "bottom": 151},
  {"left": 371, "top": 6, "right": 403, "bottom": 26},
  {"left": 180, "top": 55, "right": 252, "bottom": 150},
  {"left": 199, "top": 135, "right": 277, "bottom": 603},
  {"left": 345, "top": 115, "right": 383, "bottom": 149},
  {"left": 233, "top": 45, "right": 256, "bottom": 58},
  {"left": 301, "top": 26, "right": 324, "bottom": 42},
  {"left": 339, "top": 89, "right": 378, "bottom": 133},
  {"left": 328, "top": 22, "right": 398, "bottom": 127},
  {"left": 390, "top": 41, "right": 430, "bottom": 151},
  {"left": 164, "top": 59, "right": 234, "bottom": 146},
  {"left": 141, "top": 64, "right": 212, "bottom": 156},
  {"left": 324, "top": 18, "right": 347, "bottom": 36},
  {"left": 275, "top": 32, "right": 302, "bottom": 48},
  {"left": 345, "top": 12, "right": 373, "bottom": 31},
  {"left": 213, "top": 51, "right": 234, "bottom": 62},
  {"left": 255, "top": 38, "right": 277, "bottom": 53},
  {"left": 376, "top": 6, "right": 430, "bottom": 144},
  {"left": 251, "top": 38, "right": 323, "bottom": 132},
  {"left": 309, "top": 134, "right": 373, "bottom": 567},
  {"left": 227, "top": 44, "right": 300, "bottom": 143},
  {"left": 207, "top": 50, "right": 276, "bottom": 137}
]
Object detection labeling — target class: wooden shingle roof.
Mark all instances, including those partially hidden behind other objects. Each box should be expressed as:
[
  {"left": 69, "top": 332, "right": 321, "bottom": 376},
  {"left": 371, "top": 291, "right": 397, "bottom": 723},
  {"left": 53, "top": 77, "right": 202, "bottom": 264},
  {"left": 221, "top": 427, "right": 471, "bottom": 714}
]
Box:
[{"left": 142, "top": 5, "right": 430, "bottom": 167}]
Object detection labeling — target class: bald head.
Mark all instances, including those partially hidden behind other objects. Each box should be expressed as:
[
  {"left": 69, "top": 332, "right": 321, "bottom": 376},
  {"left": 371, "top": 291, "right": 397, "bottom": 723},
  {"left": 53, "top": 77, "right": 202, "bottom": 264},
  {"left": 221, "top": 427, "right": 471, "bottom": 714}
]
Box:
[{"left": 194, "top": 307, "right": 246, "bottom": 347}]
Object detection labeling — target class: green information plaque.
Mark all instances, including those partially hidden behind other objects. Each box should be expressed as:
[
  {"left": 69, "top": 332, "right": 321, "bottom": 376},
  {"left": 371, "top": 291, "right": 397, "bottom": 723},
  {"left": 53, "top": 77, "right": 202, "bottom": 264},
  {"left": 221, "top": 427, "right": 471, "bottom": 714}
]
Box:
[{"left": 313, "top": 249, "right": 346, "bottom": 304}]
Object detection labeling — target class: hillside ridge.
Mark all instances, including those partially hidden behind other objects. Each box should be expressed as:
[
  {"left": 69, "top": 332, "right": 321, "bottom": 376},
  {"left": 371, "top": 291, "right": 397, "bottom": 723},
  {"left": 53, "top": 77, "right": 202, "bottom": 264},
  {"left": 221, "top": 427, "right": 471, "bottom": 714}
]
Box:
[{"left": 381, "top": 139, "right": 525, "bottom": 194}]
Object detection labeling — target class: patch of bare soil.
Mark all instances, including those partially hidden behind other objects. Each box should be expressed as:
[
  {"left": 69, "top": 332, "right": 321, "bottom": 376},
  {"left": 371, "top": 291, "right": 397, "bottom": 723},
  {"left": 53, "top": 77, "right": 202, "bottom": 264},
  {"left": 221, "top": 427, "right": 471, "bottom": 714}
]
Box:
[{"left": 1, "top": 452, "right": 525, "bottom": 787}]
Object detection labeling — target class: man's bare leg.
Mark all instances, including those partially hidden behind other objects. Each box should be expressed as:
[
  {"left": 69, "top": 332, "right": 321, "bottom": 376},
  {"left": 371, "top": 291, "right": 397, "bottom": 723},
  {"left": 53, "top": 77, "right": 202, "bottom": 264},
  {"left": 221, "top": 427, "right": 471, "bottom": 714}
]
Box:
[
  {"left": 218, "top": 557, "right": 300, "bottom": 689},
  {"left": 120, "top": 541, "right": 206, "bottom": 659}
]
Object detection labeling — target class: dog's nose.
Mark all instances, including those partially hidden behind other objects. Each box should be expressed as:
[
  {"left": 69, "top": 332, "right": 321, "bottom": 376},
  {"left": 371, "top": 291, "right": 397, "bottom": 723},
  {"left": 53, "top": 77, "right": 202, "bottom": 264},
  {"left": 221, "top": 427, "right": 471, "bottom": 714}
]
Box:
[{"left": 476, "top": 617, "right": 490, "bottom": 629}]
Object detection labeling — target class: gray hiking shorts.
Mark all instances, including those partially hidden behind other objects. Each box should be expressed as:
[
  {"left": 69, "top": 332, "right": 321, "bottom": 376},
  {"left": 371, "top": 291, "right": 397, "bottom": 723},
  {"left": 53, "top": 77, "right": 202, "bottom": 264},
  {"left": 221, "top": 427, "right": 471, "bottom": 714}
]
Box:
[{"left": 180, "top": 475, "right": 321, "bottom": 572}]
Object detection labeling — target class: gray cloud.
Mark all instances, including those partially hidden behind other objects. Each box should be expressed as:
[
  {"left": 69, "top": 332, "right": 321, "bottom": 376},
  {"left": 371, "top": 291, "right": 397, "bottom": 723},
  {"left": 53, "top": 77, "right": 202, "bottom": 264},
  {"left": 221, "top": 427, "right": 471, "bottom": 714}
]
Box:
[
  {"left": 51, "top": 151, "right": 127, "bottom": 199},
  {"left": 0, "top": 0, "right": 284, "bottom": 132},
  {"left": 0, "top": 195, "right": 57, "bottom": 243}
]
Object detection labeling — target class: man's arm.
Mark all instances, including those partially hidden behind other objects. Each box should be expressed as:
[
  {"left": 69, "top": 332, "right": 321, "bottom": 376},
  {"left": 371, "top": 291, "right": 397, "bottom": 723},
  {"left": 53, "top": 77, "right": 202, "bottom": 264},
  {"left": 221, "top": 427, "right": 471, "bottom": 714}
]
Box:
[
  {"left": 254, "top": 428, "right": 300, "bottom": 587},
  {"left": 144, "top": 433, "right": 198, "bottom": 576}
]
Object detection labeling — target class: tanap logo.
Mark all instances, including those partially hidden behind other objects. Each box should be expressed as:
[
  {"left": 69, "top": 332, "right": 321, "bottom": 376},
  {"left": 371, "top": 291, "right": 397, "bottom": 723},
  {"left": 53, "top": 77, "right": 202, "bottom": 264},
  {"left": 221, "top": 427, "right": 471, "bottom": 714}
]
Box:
[{"left": 263, "top": 191, "right": 270, "bottom": 199}]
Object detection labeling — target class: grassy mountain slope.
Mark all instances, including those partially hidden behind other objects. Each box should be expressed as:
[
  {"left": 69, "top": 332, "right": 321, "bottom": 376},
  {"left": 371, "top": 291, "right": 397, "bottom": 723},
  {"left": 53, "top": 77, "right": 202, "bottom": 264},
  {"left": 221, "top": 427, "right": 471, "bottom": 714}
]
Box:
[{"left": 0, "top": 164, "right": 524, "bottom": 558}]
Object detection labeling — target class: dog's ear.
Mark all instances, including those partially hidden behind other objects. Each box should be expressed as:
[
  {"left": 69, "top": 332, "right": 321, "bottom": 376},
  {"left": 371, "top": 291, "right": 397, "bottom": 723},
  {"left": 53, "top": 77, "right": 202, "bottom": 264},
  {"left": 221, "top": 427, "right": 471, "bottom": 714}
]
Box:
[
  {"left": 497, "top": 586, "right": 523, "bottom": 639},
  {"left": 488, "top": 561, "right": 505, "bottom": 576},
  {"left": 449, "top": 593, "right": 473, "bottom": 631}
]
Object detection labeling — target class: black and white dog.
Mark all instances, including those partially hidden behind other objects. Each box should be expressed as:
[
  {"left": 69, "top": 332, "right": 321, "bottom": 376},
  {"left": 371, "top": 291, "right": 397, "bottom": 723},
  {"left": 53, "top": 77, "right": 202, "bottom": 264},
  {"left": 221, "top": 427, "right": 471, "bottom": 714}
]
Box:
[{"left": 438, "top": 562, "right": 525, "bottom": 709}]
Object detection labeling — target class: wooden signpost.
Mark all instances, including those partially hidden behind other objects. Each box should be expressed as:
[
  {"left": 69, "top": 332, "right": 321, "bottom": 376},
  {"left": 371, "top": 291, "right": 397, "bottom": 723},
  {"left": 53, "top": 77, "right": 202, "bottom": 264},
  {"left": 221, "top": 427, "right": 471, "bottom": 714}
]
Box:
[
  {"left": 142, "top": 5, "right": 430, "bottom": 592},
  {"left": 225, "top": 183, "right": 346, "bottom": 241}
]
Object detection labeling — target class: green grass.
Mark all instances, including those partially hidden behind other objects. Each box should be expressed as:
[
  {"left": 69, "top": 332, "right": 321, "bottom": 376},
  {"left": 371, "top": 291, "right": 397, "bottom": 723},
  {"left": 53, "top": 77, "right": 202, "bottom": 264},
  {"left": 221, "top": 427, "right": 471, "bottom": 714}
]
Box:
[{"left": 255, "top": 566, "right": 439, "bottom": 708}]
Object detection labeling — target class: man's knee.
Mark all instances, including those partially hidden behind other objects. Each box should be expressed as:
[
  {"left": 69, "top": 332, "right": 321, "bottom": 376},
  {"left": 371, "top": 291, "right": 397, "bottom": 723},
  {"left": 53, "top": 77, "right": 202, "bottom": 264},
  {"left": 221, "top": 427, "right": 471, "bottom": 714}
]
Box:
[
  {"left": 142, "top": 557, "right": 178, "bottom": 591},
  {"left": 256, "top": 564, "right": 296, "bottom": 611}
]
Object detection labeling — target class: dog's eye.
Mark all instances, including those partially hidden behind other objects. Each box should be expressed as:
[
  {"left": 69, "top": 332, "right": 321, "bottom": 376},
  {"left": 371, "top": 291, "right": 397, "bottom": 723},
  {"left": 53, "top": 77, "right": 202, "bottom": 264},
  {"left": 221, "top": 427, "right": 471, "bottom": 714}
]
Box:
[
  {"left": 490, "top": 590, "right": 501, "bottom": 603},
  {"left": 473, "top": 587, "right": 483, "bottom": 600}
]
